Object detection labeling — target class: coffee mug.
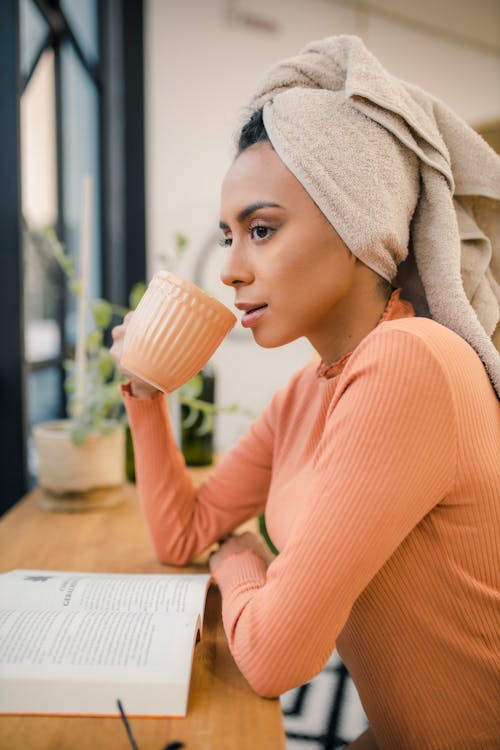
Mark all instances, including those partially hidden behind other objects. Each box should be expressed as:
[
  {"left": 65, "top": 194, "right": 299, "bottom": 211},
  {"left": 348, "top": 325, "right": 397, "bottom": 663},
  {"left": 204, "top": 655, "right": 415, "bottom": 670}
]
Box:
[{"left": 120, "top": 271, "right": 236, "bottom": 393}]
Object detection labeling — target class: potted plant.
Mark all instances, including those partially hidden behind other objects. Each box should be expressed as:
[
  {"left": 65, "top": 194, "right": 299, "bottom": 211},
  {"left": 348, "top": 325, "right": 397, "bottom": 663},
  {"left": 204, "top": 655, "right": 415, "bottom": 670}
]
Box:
[
  {"left": 29, "top": 226, "right": 130, "bottom": 510},
  {"left": 29, "top": 227, "right": 248, "bottom": 508}
]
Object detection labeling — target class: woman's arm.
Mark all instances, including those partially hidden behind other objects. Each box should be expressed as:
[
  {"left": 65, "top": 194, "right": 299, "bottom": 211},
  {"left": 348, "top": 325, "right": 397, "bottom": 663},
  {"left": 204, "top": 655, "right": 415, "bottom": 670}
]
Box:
[
  {"left": 112, "top": 314, "right": 276, "bottom": 564},
  {"left": 210, "top": 327, "right": 458, "bottom": 696},
  {"left": 123, "top": 383, "right": 275, "bottom": 564}
]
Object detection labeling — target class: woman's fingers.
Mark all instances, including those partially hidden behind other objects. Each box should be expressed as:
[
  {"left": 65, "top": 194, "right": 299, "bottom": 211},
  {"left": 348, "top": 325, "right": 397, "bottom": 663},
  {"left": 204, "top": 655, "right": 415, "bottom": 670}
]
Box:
[
  {"left": 209, "top": 531, "right": 276, "bottom": 573},
  {"left": 109, "top": 331, "right": 124, "bottom": 363},
  {"left": 111, "top": 324, "right": 124, "bottom": 341},
  {"left": 109, "top": 313, "right": 159, "bottom": 399},
  {"left": 110, "top": 312, "right": 133, "bottom": 361}
]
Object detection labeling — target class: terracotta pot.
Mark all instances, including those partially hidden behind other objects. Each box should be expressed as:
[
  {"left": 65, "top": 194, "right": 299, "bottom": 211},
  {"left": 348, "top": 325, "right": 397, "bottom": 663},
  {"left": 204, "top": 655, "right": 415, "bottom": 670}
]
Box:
[{"left": 33, "top": 420, "right": 125, "bottom": 495}]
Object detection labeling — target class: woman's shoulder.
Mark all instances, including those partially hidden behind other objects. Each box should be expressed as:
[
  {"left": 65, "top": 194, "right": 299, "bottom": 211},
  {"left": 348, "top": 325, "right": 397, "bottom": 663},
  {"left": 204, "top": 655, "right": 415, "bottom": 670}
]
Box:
[
  {"left": 374, "top": 316, "right": 485, "bottom": 365},
  {"left": 349, "top": 316, "right": 497, "bottom": 403},
  {"left": 381, "top": 314, "right": 465, "bottom": 338}
]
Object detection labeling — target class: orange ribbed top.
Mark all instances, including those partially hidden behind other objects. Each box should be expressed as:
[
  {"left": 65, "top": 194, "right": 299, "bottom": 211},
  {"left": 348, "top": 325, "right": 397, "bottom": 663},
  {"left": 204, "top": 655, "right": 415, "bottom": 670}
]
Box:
[{"left": 123, "top": 294, "right": 499, "bottom": 749}]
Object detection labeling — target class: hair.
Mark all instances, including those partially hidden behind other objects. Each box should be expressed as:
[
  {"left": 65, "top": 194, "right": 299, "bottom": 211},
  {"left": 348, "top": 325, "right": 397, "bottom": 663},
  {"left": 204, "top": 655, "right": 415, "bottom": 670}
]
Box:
[
  {"left": 237, "top": 108, "right": 271, "bottom": 154},
  {"left": 378, "top": 275, "right": 394, "bottom": 300}
]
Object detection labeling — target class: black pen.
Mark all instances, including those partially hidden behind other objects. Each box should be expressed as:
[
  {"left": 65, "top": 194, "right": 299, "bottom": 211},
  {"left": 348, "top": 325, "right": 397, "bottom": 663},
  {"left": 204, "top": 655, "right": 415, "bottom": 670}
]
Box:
[{"left": 116, "top": 699, "right": 140, "bottom": 750}]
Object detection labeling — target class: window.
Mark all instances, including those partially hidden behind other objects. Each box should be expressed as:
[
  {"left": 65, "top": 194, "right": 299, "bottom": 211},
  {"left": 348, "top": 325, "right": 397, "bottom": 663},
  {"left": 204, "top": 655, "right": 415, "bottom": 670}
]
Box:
[
  {"left": 0, "top": 0, "right": 146, "bottom": 513},
  {"left": 21, "top": 0, "right": 102, "bottom": 483}
]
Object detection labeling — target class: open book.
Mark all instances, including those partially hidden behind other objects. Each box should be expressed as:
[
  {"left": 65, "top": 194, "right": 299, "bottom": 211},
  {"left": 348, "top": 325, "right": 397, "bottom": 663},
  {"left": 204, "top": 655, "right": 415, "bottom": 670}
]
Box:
[{"left": 0, "top": 569, "right": 211, "bottom": 718}]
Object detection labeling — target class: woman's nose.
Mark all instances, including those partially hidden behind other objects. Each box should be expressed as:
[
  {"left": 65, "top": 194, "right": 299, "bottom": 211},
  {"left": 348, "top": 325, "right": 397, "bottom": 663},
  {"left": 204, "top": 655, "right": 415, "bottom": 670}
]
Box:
[{"left": 220, "top": 244, "right": 254, "bottom": 287}]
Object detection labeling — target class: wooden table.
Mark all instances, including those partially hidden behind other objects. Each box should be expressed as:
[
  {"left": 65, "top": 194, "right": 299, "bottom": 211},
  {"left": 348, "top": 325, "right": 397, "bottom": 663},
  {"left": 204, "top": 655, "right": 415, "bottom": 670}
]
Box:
[{"left": 0, "top": 480, "right": 285, "bottom": 750}]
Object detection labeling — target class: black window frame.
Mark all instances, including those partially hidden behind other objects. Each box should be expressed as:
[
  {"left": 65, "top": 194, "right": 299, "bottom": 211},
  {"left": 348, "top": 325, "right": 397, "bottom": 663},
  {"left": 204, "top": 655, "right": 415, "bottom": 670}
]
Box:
[{"left": 0, "top": 0, "right": 146, "bottom": 514}]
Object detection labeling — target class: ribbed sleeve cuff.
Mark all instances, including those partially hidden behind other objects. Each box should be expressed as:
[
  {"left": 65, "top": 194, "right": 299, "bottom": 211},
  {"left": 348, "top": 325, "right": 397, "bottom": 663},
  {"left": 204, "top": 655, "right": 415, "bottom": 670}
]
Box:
[
  {"left": 212, "top": 549, "right": 267, "bottom": 599},
  {"left": 120, "top": 381, "right": 186, "bottom": 484},
  {"left": 121, "top": 381, "right": 174, "bottom": 435}
]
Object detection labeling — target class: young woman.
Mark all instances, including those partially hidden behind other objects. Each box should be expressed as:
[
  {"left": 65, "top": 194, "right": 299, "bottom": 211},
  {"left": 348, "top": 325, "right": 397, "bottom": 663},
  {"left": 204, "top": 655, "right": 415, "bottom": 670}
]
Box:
[{"left": 111, "top": 36, "right": 499, "bottom": 750}]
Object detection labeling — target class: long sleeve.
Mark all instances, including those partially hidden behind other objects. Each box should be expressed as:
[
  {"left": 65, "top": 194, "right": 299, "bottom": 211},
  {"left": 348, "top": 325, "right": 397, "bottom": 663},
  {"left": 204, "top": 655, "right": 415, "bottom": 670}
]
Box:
[
  {"left": 125, "top": 315, "right": 500, "bottom": 748},
  {"left": 123, "top": 383, "right": 278, "bottom": 564},
  {"left": 211, "top": 321, "right": 494, "bottom": 697}
]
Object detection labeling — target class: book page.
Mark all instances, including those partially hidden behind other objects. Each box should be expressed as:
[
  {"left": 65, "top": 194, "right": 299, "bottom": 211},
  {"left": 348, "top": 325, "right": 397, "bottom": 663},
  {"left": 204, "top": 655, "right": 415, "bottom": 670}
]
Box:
[
  {"left": 0, "top": 607, "right": 195, "bottom": 673},
  {"left": 0, "top": 608, "right": 200, "bottom": 716},
  {"left": 0, "top": 570, "right": 210, "bottom": 619}
]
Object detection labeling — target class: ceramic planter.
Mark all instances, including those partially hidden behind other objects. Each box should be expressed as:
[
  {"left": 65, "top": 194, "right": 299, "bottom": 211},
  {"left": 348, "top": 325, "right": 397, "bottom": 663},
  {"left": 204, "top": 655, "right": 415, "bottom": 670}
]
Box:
[{"left": 33, "top": 419, "right": 125, "bottom": 495}]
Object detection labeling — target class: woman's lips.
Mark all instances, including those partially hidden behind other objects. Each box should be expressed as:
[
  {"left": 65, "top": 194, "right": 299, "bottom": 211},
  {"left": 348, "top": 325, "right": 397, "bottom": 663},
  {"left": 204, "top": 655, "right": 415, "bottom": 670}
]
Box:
[{"left": 239, "top": 304, "right": 268, "bottom": 328}]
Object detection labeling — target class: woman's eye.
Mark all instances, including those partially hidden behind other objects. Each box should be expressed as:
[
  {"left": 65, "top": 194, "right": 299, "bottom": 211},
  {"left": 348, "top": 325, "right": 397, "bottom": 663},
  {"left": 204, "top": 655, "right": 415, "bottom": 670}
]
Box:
[
  {"left": 250, "top": 225, "right": 273, "bottom": 241},
  {"left": 218, "top": 236, "right": 232, "bottom": 247}
]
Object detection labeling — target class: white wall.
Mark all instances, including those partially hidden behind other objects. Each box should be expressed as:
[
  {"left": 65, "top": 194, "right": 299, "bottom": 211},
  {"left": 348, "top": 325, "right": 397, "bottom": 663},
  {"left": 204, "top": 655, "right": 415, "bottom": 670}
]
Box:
[{"left": 144, "top": 0, "right": 500, "bottom": 450}]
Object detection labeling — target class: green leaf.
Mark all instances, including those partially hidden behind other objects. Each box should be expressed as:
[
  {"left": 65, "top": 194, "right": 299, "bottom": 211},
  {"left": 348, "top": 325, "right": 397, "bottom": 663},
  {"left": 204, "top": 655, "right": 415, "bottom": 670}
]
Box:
[
  {"left": 110, "top": 303, "right": 129, "bottom": 318},
  {"left": 99, "top": 353, "right": 114, "bottom": 380},
  {"left": 179, "top": 375, "right": 203, "bottom": 400},
  {"left": 92, "top": 299, "right": 113, "bottom": 329},
  {"left": 174, "top": 232, "right": 188, "bottom": 254},
  {"left": 195, "top": 410, "right": 214, "bottom": 436},
  {"left": 129, "top": 282, "right": 147, "bottom": 310},
  {"left": 71, "top": 425, "right": 89, "bottom": 446},
  {"left": 182, "top": 406, "right": 200, "bottom": 429},
  {"left": 42, "top": 227, "right": 73, "bottom": 277},
  {"left": 86, "top": 330, "right": 102, "bottom": 353},
  {"left": 259, "top": 513, "right": 278, "bottom": 555}
]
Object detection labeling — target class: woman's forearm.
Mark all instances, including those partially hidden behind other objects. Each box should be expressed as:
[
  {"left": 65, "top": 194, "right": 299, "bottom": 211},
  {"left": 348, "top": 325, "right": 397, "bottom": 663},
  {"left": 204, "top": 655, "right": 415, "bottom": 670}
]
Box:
[
  {"left": 123, "top": 385, "right": 270, "bottom": 565},
  {"left": 123, "top": 386, "right": 203, "bottom": 563}
]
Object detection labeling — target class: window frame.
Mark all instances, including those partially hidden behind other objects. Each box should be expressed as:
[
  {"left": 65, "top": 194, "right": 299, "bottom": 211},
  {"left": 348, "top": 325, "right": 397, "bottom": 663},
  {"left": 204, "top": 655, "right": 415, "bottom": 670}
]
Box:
[{"left": 0, "top": 0, "right": 146, "bottom": 514}]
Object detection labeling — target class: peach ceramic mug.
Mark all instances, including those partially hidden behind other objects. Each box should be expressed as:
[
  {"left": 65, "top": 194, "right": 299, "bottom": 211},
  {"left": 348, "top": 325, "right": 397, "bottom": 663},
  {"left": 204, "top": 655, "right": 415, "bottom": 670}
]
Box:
[{"left": 120, "top": 271, "right": 237, "bottom": 393}]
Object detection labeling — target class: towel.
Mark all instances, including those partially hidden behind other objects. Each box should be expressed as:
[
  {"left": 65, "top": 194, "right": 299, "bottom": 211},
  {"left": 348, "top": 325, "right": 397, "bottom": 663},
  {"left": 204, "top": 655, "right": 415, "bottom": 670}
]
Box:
[{"left": 240, "top": 35, "right": 500, "bottom": 396}]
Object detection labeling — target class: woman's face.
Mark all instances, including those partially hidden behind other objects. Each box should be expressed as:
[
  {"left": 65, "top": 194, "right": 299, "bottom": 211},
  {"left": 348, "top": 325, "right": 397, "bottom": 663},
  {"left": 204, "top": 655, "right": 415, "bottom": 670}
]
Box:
[{"left": 219, "top": 142, "right": 359, "bottom": 358}]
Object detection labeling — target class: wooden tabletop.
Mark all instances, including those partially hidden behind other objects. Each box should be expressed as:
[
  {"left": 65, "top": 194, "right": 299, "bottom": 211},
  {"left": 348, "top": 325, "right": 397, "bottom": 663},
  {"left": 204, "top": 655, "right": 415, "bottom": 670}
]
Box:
[{"left": 0, "top": 480, "right": 285, "bottom": 750}]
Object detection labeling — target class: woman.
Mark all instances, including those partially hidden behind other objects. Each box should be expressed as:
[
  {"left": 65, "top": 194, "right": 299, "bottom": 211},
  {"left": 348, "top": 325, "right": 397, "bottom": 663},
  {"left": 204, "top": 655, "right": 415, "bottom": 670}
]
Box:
[{"left": 111, "top": 36, "right": 499, "bottom": 749}]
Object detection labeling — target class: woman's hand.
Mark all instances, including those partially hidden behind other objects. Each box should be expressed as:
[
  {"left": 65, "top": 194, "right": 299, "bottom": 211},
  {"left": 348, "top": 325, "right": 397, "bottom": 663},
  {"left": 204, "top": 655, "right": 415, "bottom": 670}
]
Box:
[
  {"left": 209, "top": 531, "right": 276, "bottom": 574},
  {"left": 110, "top": 312, "right": 159, "bottom": 399}
]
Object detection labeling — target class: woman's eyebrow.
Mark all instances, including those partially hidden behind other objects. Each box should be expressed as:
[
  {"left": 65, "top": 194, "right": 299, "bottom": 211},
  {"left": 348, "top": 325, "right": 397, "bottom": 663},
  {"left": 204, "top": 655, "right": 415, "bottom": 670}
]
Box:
[{"left": 219, "top": 201, "right": 284, "bottom": 230}]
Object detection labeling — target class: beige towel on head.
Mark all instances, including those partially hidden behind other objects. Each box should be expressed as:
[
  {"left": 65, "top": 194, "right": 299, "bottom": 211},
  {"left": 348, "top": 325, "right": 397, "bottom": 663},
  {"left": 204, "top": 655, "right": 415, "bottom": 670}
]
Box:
[{"left": 242, "top": 35, "right": 500, "bottom": 397}]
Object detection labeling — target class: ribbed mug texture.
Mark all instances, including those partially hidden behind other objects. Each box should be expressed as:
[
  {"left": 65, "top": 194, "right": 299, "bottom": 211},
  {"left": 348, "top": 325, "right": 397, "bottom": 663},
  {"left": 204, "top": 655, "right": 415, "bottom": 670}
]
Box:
[{"left": 120, "top": 271, "right": 236, "bottom": 392}]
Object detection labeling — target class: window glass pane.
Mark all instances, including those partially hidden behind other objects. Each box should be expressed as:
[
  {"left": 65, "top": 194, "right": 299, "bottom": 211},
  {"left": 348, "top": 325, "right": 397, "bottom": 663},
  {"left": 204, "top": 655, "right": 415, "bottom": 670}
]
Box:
[
  {"left": 27, "top": 368, "right": 63, "bottom": 483},
  {"left": 60, "top": 0, "right": 99, "bottom": 64},
  {"left": 20, "top": 48, "right": 62, "bottom": 364},
  {"left": 20, "top": 49, "right": 57, "bottom": 230},
  {"left": 19, "top": 0, "right": 50, "bottom": 78},
  {"left": 61, "top": 40, "right": 102, "bottom": 346},
  {"left": 23, "top": 230, "right": 63, "bottom": 363},
  {"left": 27, "top": 368, "right": 63, "bottom": 429}
]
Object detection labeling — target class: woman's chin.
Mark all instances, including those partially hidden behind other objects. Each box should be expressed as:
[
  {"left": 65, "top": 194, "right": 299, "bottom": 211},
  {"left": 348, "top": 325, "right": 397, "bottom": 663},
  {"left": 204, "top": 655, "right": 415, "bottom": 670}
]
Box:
[{"left": 252, "top": 328, "right": 298, "bottom": 349}]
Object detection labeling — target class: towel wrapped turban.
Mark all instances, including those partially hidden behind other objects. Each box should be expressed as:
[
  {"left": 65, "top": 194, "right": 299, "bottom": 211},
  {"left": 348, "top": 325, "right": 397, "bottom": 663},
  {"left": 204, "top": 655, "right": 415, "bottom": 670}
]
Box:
[{"left": 239, "top": 35, "right": 500, "bottom": 396}]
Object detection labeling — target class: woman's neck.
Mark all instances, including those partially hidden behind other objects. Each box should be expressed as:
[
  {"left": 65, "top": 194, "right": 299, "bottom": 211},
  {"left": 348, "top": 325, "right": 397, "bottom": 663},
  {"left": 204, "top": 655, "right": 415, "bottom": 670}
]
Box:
[{"left": 310, "top": 268, "right": 391, "bottom": 366}]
